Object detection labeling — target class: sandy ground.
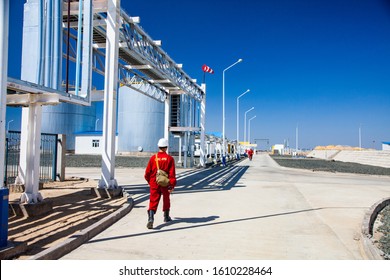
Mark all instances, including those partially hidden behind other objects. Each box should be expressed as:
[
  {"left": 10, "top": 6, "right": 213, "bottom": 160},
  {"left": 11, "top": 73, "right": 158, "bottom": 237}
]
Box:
[{"left": 7, "top": 178, "right": 127, "bottom": 260}]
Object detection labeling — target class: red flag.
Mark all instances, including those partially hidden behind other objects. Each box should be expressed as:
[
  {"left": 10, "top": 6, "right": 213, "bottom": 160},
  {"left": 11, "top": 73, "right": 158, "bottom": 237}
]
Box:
[{"left": 202, "top": 64, "right": 214, "bottom": 74}]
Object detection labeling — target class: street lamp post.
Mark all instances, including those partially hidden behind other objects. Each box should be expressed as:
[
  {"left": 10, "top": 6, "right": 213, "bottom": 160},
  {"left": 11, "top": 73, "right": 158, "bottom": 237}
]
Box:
[
  {"left": 296, "top": 123, "right": 299, "bottom": 154},
  {"left": 248, "top": 115, "right": 256, "bottom": 144},
  {"left": 244, "top": 107, "right": 254, "bottom": 143},
  {"left": 7, "top": 119, "right": 13, "bottom": 131},
  {"left": 222, "top": 58, "right": 242, "bottom": 165},
  {"left": 236, "top": 89, "right": 250, "bottom": 157}
]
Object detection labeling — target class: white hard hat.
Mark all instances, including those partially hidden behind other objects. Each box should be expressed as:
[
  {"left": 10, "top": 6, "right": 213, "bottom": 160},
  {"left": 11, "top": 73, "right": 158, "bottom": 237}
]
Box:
[{"left": 157, "top": 138, "right": 169, "bottom": 147}]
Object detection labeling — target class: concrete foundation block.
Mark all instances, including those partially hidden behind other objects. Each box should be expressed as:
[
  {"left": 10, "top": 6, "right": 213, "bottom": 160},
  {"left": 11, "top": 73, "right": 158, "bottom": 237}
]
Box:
[
  {"left": 0, "top": 241, "right": 28, "bottom": 260},
  {"left": 8, "top": 200, "right": 53, "bottom": 218},
  {"left": 91, "top": 187, "right": 123, "bottom": 199}
]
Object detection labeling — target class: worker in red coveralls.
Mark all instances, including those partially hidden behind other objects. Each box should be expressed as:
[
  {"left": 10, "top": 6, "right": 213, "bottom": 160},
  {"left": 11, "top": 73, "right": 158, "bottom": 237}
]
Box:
[
  {"left": 144, "top": 138, "right": 177, "bottom": 229},
  {"left": 247, "top": 148, "right": 254, "bottom": 161}
]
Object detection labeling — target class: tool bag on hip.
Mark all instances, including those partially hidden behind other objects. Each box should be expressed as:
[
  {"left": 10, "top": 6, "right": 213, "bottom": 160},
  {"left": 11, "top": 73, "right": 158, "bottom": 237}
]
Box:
[{"left": 155, "top": 154, "right": 170, "bottom": 187}]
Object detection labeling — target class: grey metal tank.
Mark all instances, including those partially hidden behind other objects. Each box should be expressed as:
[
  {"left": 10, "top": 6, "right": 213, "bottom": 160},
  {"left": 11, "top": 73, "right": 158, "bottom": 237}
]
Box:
[
  {"left": 41, "top": 103, "right": 97, "bottom": 151},
  {"left": 117, "top": 86, "right": 164, "bottom": 153}
]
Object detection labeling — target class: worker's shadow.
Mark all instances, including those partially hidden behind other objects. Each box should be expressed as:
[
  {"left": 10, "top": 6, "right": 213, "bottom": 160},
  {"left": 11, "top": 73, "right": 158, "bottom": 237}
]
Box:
[{"left": 153, "top": 215, "right": 219, "bottom": 230}]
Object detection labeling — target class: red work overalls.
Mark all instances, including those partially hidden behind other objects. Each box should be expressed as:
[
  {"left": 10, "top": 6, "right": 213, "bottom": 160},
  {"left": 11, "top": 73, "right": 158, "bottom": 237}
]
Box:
[{"left": 144, "top": 151, "right": 176, "bottom": 212}]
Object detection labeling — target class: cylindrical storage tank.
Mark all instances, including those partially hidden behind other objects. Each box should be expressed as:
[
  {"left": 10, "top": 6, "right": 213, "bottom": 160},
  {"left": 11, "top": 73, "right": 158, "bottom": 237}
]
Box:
[
  {"left": 118, "top": 86, "right": 164, "bottom": 153},
  {"left": 41, "top": 103, "right": 97, "bottom": 151}
]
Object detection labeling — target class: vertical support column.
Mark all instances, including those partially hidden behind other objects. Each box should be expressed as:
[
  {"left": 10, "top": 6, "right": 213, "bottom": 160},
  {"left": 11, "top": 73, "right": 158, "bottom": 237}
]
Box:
[
  {"left": 17, "top": 0, "right": 44, "bottom": 204},
  {"left": 20, "top": 104, "right": 43, "bottom": 203},
  {"left": 0, "top": 0, "right": 9, "bottom": 188},
  {"left": 188, "top": 97, "right": 193, "bottom": 168},
  {"left": 178, "top": 135, "right": 182, "bottom": 165},
  {"left": 81, "top": 0, "right": 93, "bottom": 101},
  {"left": 182, "top": 95, "right": 188, "bottom": 168},
  {"left": 183, "top": 133, "right": 188, "bottom": 168},
  {"left": 99, "top": 0, "right": 120, "bottom": 189},
  {"left": 164, "top": 94, "right": 170, "bottom": 142},
  {"left": 57, "top": 134, "right": 66, "bottom": 182},
  {"left": 199, "top": 84, "right": 206, "bottom": 167}
]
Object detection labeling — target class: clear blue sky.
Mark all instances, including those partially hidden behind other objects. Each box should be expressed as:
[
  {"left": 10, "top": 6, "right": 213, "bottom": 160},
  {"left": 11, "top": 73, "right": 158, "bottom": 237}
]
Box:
[{"left": 7, "top": 0, "right": 390, "bottom": 150}]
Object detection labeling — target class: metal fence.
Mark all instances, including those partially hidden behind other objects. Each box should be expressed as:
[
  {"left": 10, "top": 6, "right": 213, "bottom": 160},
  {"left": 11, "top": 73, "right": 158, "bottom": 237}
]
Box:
[{"left": 4, "top": 131, "right": 58, "bottom": 185}]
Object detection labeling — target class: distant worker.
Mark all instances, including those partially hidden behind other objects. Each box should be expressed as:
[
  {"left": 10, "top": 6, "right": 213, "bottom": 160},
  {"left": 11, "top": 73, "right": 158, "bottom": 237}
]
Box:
[
  {"left": 247, "top": 148, "right": 254, "bottom": 161},
  {"left": 144, "top": 138, "right": 177, "bottom": 229}
]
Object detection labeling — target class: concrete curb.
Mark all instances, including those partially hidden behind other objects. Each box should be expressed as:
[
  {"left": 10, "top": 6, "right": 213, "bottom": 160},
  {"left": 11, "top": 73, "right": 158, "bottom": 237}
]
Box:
[
  {"left": 28, "top": 197, "right": 134, "bottom": 260},
  {"left": 360, "top": 197, "right": 390, "bottom": 260}
]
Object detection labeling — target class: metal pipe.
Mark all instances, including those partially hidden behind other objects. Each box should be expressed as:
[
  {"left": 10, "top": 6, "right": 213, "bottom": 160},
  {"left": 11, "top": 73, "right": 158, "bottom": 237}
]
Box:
[
  {"left": 75, "top": 0, "right": 83, "bottom": 96},
  {"left": 44, "top": 0, "right": 53, "bottom": 87},
  {"left": 65, "top": 0, "right": 71, "bottom": 92},
  {"left": 37, "top": 0, "right": 45, "bottom": 85},
  {"left": 81, "top": 0, "right": 93, "bottom": 102},
  {"left": 52, "top": 0, "right": 62, "bottom": 90}
]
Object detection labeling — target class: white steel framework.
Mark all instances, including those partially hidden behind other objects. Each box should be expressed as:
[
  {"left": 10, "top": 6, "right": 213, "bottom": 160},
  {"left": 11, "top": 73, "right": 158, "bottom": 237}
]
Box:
[{"left": 3, "top": 0, "right": 206, "bottom": 200}]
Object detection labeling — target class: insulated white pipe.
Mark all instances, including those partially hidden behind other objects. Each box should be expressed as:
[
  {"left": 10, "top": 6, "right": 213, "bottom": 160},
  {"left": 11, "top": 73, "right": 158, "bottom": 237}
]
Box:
[
  {"left": 81, "top": 0, "right": 93, "bottom": 102},
  {"left": 75, "top": 0, "right": 83, "bottom": 96},
  {"left": 52, "top": 0, "right": 62, "bottom": 90},
  {"left": 44, "top": 0, "right": 53, "bottom": 87},
  {"left": 37, "top": 0, "right": 44, "bottom": 85}
]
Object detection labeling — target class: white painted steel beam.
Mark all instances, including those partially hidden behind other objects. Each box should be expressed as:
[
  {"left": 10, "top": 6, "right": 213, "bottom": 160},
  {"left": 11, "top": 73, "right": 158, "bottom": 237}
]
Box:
[
  {"left": 6, "top": 93, "right": 60, "bottom": 106},
  {"left": 125, "top": 65, "right": 152, "bottom": 70},
  {"left": 169, "top": 127, "right": 201, "bottom": 132},
  {"left": 6, "top": 78, "right": 90, "bottom": 106},
  {"left": 17, "top": 0, "right": 45, "bottom": 203},
  {"left": 62, "top": 0, "right": 107, "bottom": 15},
  {"left": 67, "top": 18, "right": 106, "bottom": 28},
  {"left": 19, "top": 104, "right": 43, "bottom": 204},
  {"left": 98, "top": 0, "right": 120, "bottom": 189}
]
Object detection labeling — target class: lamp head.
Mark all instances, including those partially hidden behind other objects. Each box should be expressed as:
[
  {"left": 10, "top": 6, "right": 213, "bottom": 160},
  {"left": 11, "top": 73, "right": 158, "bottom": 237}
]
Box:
[{"left": 238, "top": 58, "right": 243, "bottom": 63}]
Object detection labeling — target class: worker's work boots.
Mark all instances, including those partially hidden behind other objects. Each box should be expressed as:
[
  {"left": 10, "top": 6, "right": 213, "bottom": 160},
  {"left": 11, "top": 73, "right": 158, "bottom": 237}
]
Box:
[
  {"left": 164, "top": 210, "right": 172, "bottom": 222},
  {"left": 147, "top": 210, "right": 154, "bottom": 229}
]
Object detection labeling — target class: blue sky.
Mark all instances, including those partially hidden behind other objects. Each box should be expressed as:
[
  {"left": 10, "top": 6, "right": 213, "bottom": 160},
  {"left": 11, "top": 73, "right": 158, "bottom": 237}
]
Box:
[{"left": 7, "top": 0, "right": 390, "bottom": 150}]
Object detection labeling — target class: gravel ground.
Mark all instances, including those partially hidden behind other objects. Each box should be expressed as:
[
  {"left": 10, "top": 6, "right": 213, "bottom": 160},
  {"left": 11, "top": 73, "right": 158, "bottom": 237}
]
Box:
[
  {"left": 65, "top": 154, "right": 151, "bottom": 168},
  {"left": 377, "top": 205, "right": 390, "bottom": 259},
  {"left": 271, "top": 155, "right": 390, "bottom": 259},
  {"left": 270, "top": 155, "right": 390, "bottom": 176}
]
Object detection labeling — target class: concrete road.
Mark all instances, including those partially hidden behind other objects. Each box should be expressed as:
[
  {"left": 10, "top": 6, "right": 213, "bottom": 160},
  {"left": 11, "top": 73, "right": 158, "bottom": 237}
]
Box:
[{"left": 61, "top": 153, "right": 390, "bottom": 260}]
